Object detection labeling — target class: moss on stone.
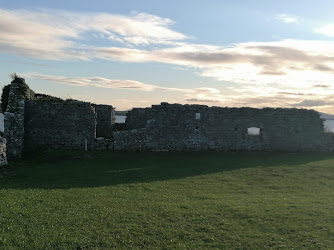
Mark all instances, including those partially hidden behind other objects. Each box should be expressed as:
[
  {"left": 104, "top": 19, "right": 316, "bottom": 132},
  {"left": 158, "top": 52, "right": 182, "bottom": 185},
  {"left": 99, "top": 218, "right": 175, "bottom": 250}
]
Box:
[
  {"left": 10, "top": 77, "right": 35, "bottom": 100},
  {"left": 34, "top": 93, "right": 63, "bottom": 101}
]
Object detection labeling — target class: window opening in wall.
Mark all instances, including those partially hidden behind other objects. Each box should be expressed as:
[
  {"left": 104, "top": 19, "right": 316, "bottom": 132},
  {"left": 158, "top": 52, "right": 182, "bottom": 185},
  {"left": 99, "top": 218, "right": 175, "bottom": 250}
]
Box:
[
  {"left": 113, "top": 111, "right": 127, "bottom": 132},
  {"left": 114, "top": 110, "right": 129, "bottom": 124},
  {"left": 115, "top": 114, "right": 126, "bottom": 124},
  {"left": 324, "top": 120, "right": 334, "bottom": 133},
  {"left": 248, "top": 127, "right": 260, "bottom": 136},
  {"left": 196, "top": 113, "right": 201, "bottom": 120}
]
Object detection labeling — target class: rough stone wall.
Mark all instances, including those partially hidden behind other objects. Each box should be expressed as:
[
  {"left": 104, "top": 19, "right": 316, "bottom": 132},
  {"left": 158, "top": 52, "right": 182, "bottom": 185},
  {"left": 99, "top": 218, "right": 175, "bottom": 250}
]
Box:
[
  {"left": 3, "top": 77, "right": 332, "bottom": 154},
  {"left": 114, "top": 103, "right": 326, "bottom": 152},
  {"left": 0, "top": 137, "right": 8, "bottom": 166},
  {"left": 95, "top": 104, "right": 115, "bottom": 138},
  {"left": 4, "top": 78, "right": 34, "bottom": 158},
  {"left": 95, "top": 137, "right": 114, "bottom": 150},
  {"left": 24, "top": 100, "right": 96, "bottom": 151}
]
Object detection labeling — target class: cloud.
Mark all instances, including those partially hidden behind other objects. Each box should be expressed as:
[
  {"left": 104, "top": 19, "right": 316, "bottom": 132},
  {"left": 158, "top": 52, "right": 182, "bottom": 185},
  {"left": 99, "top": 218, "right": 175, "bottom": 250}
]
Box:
[
  {"left": 276, "top": 92, "right": 311, "bottom": 96},
  {"left": 26, "top": 73, "right": 228, "bottom": 105},
  {"left": 292, "top": 99, "right": 334, "bottom": 107},
  {"left": 275, "top": 14, "right": 301, "bottom": 23},
  {"left": 0, "top": 9, "right": 87, "bottom": 60},
  {"left": 316, "top": 24, "right": 334, "bottom": 37},
  {"left": 313, "top": 84, "right": 330, "bottom": 88},
  {"left": 185, "top": 87, "right": 225, "bottom": 103},
  {"left": 185, "top": 98, "right": 217, "bottom": 103},
  {"left": 87, "top": 12, "right": 187, "bottom": 42},
  {"left": 25, "top": 73, "right": 202, "bottom": 94},
  {"left": 0, "top": 8, "right": 187, "bottom": 60},
  {"left": 27, "top": 73, "right": 163, "bottom": 91},
  {"left": 93, "top": 40, "right": 334, "bottom": 89}
]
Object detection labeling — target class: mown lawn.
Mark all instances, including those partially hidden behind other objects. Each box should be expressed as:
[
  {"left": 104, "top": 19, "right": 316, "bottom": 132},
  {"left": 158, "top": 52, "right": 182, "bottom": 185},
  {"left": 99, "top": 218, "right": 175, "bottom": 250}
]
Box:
[{"left": 0, "top": 151, "right": 334, "bottom": 249}]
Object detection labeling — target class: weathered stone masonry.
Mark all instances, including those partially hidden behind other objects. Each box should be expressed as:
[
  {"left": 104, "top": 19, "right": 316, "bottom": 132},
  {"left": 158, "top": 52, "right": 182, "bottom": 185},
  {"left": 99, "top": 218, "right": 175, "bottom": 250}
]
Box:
[
  {"left": 115, "top": 103, "right": 328, "bottom": 152},
  {"left": 95, "top": 104, "right": 115, "bottom": 139},
  {"left": 3, "top": 78, "right": 334, "bottom": 158},
  {"left": 3, "top": 78, "right": 114, "bottom": 158},
  {"left": 24, "top": 100, "right": 96, "bottom": 151},
  {"left": 0, "top": 138, "right": 8, "bottom": 166},
  {"left": 4, "top": 77, "right": 34, "bottom": 158}
]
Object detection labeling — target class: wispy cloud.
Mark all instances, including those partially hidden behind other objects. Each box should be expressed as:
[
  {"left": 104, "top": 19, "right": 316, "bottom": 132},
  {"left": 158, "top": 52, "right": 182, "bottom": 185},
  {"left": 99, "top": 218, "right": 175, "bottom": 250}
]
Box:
[
  {"left": 0, "top": 8, "right": 187, "bottom": 60},
  {"left": 26, "top": 73, "right": 227, "bottom": 104},
  {"left": 27, "top": 73, "right": 167, "bottom": 91},
  {"left": 0, "top": 9, "right": 87, "bottom": 60},
  {"left": 275, "top": 14, "right": 301, "bottom": 23},
  {"left": 185, "top": 88, "right": 225, "bottom": 102},
  {"left": 315, "top": 24, "right": 334, "bottom": 37},
  {"left": 313, "top": 84, "right": 330, "bottom": 88},
  {"left": 94, "top": 40, "right": 334, "bottom": 91}
]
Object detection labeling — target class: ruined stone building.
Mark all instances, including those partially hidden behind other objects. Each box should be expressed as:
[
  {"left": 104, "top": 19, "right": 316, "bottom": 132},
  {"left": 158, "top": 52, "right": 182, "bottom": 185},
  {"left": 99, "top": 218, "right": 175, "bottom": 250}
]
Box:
[{"left": 2, "top": 76, "right": 334, "bottom": 159}]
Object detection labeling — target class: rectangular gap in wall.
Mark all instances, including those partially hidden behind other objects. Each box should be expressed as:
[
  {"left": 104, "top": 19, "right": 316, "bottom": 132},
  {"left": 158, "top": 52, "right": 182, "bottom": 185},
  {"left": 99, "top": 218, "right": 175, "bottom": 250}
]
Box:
[
  {"left": 248, "top": 127, "right": 260, "bottom": 136},
  {"left": 324, "top": 120, "right": 334, "bottom": 133}
]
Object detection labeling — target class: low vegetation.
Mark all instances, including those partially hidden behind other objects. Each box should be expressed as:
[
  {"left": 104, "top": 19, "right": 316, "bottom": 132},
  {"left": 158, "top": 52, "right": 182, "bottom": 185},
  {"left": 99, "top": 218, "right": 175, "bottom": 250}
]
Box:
[
  {"left": 1, "top": 84, "right": 11, "bottom": 113},
  {"left": 0, "top": 151, "right": 333, "bottom": 248}
]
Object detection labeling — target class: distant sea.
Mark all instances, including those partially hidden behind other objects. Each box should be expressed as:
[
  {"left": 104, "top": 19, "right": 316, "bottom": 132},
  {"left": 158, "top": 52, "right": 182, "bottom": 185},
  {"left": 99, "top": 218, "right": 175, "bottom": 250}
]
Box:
[
  {"left": 115, "top": 115, "right": 126, "bottom": 123},
  {"left": 324, "top": 120, "right": 334, "bottom": 133}
]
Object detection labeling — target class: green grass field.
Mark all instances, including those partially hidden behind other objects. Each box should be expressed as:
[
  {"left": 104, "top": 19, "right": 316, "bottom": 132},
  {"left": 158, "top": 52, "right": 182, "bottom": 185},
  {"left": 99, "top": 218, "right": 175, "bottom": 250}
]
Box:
[{"left": 0, "top": 151, "right": 334, "bottom": 249}]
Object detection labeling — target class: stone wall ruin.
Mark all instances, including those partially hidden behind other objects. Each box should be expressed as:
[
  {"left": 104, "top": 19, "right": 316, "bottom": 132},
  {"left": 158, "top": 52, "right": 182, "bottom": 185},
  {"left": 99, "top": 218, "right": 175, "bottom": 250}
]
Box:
[
  {"left": 2, "top": 77, "right": 334, "bottom": 158},
  {"left": 2, "top": 77, "right": 115, "bottom": 158},
  {"left": 115, "top": 103, "right": 327, "bottom": 152},
  {"left": 95, "top": 104, "right": 115, "bottom": 139},
  {"left": 3, "top": 77, "right": 33, "bottom": 158},
  {"left": 24, "top": 100, "right": 96, "bottom": 151}
]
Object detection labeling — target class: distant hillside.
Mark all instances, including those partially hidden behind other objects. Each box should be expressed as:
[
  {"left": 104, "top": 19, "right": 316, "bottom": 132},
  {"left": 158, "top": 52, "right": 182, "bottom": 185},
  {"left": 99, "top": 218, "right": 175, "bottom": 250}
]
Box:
[
  {"left": 319, "top": 112, "right": 334, "bottom": 120},
  {"left": 115, "top": 111, "right": 128, "bottom": 116}
]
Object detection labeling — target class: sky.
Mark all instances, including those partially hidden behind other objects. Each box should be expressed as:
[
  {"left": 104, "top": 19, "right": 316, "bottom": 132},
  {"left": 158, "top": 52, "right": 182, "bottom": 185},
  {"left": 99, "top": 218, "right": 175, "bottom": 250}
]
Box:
[{"left": 1, "top": 1, "right": 334, "bottom": 113}]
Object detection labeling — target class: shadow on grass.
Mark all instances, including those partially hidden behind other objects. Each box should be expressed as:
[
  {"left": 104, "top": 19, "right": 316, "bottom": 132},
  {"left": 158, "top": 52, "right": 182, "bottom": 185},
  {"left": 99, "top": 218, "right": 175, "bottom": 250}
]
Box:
[{"left": 1, "top": 151, "right": 334, "bottom": 189}]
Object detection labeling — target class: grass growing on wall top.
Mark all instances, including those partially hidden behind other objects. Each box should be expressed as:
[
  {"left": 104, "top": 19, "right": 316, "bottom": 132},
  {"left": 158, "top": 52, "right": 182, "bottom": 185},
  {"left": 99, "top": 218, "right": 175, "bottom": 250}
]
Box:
[
  {"left": 0, "top": 151, "right": 334, "bottom": 248},
  {"left": 1, "top": 84, "right": 10, "bottom": 113}
]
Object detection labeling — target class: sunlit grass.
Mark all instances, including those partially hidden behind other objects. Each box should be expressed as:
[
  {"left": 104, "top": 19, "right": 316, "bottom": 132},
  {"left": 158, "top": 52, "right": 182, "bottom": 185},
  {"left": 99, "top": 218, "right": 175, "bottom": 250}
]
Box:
[{"left": 1, "top": 151, "right": 333, "bottom": 248}]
